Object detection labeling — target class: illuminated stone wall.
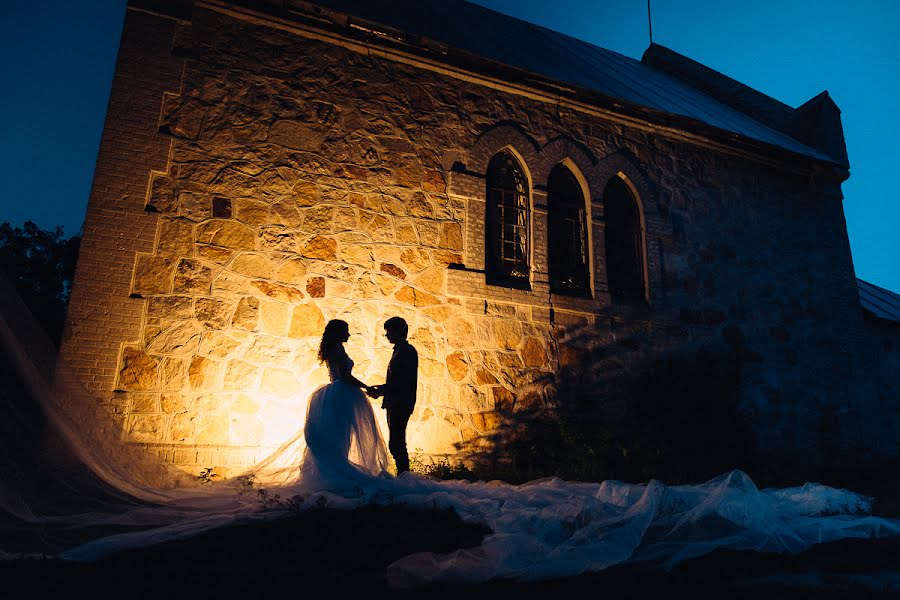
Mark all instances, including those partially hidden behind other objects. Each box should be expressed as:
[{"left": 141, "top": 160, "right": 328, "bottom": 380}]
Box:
[{"left": 60, "top": 2, "right": 894, "bottom": 480}]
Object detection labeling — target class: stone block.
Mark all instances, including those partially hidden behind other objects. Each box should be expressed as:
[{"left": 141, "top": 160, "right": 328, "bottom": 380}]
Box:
[
  {"left": 230, "top": 253, "right": 274, "bottom": 279},
  {"left": 189, "top": 355, "right": 218, "bottom": 390},
  {"left": 148, "top": 295, "right": 193, "bottom": 320},
  {"left": 341, "top": 245, "right": 374, "bottom": 267},
  {"left": 413, "top": 268, "right": 445, "bottom": 294},
  {"left": 252, "top": 280, "right": 305, "bottom": 303},
  {"left": 306, "top": 276, "right": 326, "bottom": 298},
  {"left": 395, "top": 286, "right": 440, "bottom": 307},
  {"left": 173, "top": 258, "right": 213, "bottom": 294},
  {"left": 521, "top": 337, "right": 548, "bottom": 367},
  {"left": 275, "top": 257, "right": 307, "bottom": 284},
  {"left": 232, "top": 393, "right": 260, "bottom": 414},
  {"left": 146, "top": 175, "right": 177, "bottom": 213},
  {"left": 198, "top": 331, "right": 243, "bottom": 358},
  {"left": 408, "top": 191, "right": 434, "bottom": 218},
  {"left": 472, "top": 411, "right": 502, "bottom": 432},
  {"left": 259, "top": 300, "right": 289, "bottom": 335},
  {"left": 423, "top": 169, "right": 445, "bottom": 193},
  {"left": 232, "top": 296, "right": 260, "bottom": 330},
  {"left": 269, "top": 120, "right": 326, "bottom": 151},
  {"left": 433, "top": 250, "right": 463, "bottom": 266},
  {"left": 195, "top": 297, "right": 233, "bottom": 329},
  {"left": 196, "top": 219, "right": 257, "bottom": 250},
  {"left": 399, "top": 248, "right": 431, "bottom": 273},
  {"left": 128, "top": 414, "right": 167, "bottom": 443},
  {"left": 195, "top": 414, "right": 230, "bottom": 445},
  {"left": 179, "top": 192, "right": 209, "bottom": 222},
  {"left": 224, "top": 360, "right": 259, "bottom": 390},
  {"left": 420, "top": 358, "right": 444, "bottom": 379},
  {"left": 147, "top": 322, "right": 202, "bottom": 356},
  {"left": 302, "top": 205, "right": 335, "bottom": 234},
  {"left": 270, "top": 199, "right": 304, "bottom": 227},
  {"left": 289, "top": 303, "right": 326, "bottom": 338},
  {"left": 261, "top": 367, "right": 302, "bottom": 397},
  {"left": 491, "top": 386, "right": 514, "bottom": 410},
  {"left": 130, "top": 393, "right": 158, "bottom": 413},
  {"left": 196, "top": 245, "right": 234, "bottom": 264},
  {"left": 446, "top": 351, "right": 468, "bottom": 381},
  {"left": 161, "top": 393, "right": 188, "bottom": 414},
  {"left": 159, "top": 356, "right": 187, "bottom": 391},
  {"left": 300, "top": 236, "right": 337, "bottom": 260},
  {"left": 493, "top": 319, "right": 524, "bottom": 351},
  {"left": 132, "top": 254, "right": 175, "bottom": 295},
  {"left": 334, "top": 207, "right": 359, "bottom": 231},
  {"left": 496, "top": 352, "right": 524, "bottom": 368},
  {"left": 360, "top": 213, "right": 393, "bottom": 243},
  {"left": 235, "top": 199, "right": 271, "bottom": 226},
  {"left": 395, "top": 221, "right": 420, "bottom": 245},
  {"left": 445, "top": 317, "right": 475, "bottom": 347},
  {"left": 422, "top": 305, "right": 452, "bottom": 323},
  {"left": 380, "top": 263, "right": 407, "bottom": 280},
  {"left": 243, "top": 334, "right": 294, "bottom": 365},
  {"left": 416, "top": 221, "right": 440, "bottom": 247},
  {"left": 409, "top": 327, "right": 436, "bottom": 356},
  {"left": 169, "top": 411, "right": 197, "bottom": 442},
  {"left": 292, "top": 180, "right": 321, "bottom": 207},
  {"left": 475, "top": 368, "right": 499, "bottom": 385},
  {"left": 157, "top": 218, "right": 195, "bottom": 256},
  {"left": 439, "top": 222, "right": 463, "bottom": 251},
  {"left": 259, "top": 226, "right": 300, "bottom": 252}
]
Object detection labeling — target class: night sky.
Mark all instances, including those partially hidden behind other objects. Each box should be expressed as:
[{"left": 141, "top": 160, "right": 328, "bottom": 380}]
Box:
[{"left": 1, "top": 0, "right": 897, "bottom": 291}]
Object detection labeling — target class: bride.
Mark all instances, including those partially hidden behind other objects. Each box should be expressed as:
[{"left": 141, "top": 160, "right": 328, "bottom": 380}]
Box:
[{"left": 300, "top": 319, "right": 390, "bottom": 486}]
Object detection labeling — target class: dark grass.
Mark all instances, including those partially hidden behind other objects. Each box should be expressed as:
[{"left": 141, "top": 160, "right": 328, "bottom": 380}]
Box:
[{"left": 2, "top": 504, "right": 899, "bottom": 600}]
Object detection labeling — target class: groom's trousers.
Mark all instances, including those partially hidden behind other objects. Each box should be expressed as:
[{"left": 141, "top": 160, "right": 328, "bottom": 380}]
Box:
[{"left": 387, "top": 406, "right": 413, "bottom": 474}]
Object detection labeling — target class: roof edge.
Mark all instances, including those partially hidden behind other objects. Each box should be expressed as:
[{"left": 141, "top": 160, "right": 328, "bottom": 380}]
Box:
[
  {"left": 642, "top": 44, "right": 848, "bottom": 167},
  {"left": 857, "top": 278, "right": 900, "bottom": 326}
]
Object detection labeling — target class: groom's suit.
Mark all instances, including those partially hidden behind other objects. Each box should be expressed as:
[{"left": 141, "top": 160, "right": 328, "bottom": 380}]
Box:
[{"left": 381, "top": 340, "right": 418, "bottom": 473}]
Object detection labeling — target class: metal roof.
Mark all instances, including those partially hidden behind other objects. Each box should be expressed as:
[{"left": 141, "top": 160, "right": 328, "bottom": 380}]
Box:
[
  {"left": 306, "top": 0, "right": 834, "bottom": 163},
  {"left": 858, "top": 279, "right": 900, "bottom": 325}
]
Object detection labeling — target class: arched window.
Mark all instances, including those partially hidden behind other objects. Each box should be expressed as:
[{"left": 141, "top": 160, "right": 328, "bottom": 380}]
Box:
[
  {"left": 486, "top": 150, "right": 530, "bottom": 288},
  {"left": 547, "top": 163, "right": 590, "bottom": 296},
  {"left": 603, "top": 175, "right": 645, "bottom": 301}
]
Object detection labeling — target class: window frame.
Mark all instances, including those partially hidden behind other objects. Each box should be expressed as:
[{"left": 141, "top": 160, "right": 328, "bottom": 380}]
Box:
[
  {"left": 547, "top": 163, "right": 591, "bottom": 297},
  {"left": 603, "top": 173, "right": 648, "bottom": 303},
  {"left": 485, "top": 150, "right": 532, "bottom": 289}
]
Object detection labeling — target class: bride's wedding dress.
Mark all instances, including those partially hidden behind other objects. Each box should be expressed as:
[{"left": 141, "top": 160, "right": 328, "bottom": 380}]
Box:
[
  {"left": 1, "top": 292, "right": 898, "bottom": 586},
  {"left": 299, "top": 353, "right": 389, "bottom": 486}
]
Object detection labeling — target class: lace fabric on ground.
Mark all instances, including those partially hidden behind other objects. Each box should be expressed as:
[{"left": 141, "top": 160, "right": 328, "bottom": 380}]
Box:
[{"left": 1, "top": 272, "right": 898, "bottom": 583}]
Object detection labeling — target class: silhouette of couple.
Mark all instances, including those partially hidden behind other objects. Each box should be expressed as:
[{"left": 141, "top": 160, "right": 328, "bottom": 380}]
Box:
[{"left": 303, "top": 317, "right": 417, "bottom": 479}]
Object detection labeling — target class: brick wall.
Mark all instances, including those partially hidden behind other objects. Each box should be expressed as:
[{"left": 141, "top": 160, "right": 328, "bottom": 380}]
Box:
[{"left": 58, "top": 8, "right": 184, "bottom": 422}]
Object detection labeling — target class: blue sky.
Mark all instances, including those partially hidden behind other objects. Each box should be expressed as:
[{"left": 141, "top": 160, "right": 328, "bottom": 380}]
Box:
[{"left": 1, "top": 1, "right": 897, "bottom": 291}]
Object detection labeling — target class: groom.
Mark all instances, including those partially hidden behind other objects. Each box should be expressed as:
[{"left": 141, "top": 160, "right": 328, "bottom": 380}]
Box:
[{"left": 367, "top": 317, "right": 418, "bottom": 474}]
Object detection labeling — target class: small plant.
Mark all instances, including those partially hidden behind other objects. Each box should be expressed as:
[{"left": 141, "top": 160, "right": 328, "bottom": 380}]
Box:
[
  {"left": 256, "top": 488, "right": 307, "bottom": 512},
  {"left": 197, "top": 467, "right": 221, "bottom": 484},
  {"left": 235, "top": 473, "right": 256, "bottom": 488},
  {"left": 418, "top": 457, "right": 479, "bottom": 481}
]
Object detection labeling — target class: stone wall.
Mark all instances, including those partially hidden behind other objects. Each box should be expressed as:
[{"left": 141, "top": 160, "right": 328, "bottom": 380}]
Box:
[{"left": 60, "top": 2, "right": 893, "bottom": 480}]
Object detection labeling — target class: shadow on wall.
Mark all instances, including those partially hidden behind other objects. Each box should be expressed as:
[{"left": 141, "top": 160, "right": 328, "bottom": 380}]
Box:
[{"left": 424, "top": 323, "right": 760, "bottom": 486}]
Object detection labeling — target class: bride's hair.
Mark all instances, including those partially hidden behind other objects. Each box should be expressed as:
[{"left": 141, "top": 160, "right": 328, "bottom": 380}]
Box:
[{"left": 318, "top": 319, "right": 349, "bottom": 365}]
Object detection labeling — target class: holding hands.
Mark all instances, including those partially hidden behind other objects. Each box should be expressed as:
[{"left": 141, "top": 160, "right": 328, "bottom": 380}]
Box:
[{"left": 365, "top": 384, "right": 384, "bottom": 399}]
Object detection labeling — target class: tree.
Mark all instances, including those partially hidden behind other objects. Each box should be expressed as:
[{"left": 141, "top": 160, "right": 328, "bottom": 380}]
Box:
[{"left": 0, "top": 221, "right": 81, "bottom": 344}]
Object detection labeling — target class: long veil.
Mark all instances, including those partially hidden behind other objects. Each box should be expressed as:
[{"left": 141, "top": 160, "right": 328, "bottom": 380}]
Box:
[{"left": 1, "top": 269, "right": 898, "bottom": 585}]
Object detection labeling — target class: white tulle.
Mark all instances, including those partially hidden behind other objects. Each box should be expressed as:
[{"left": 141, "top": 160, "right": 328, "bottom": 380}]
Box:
[{"left": 2, "top": 278, "right": 899, "bottom": 585}]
